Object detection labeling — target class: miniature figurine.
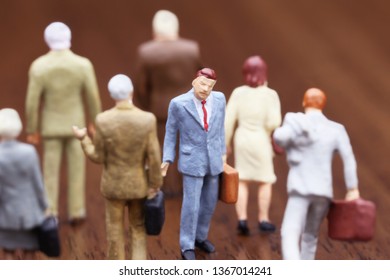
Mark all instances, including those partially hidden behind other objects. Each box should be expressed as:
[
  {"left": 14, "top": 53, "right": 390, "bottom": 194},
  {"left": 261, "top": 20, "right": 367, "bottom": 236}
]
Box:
[
  {"left": 25, "top": 22, "right": 101, "bottom": 224},
  {"left": 0, "top": 108, "right": 48, "bottom": 260},
  {"left": 135, "top": 10, "right": 203, "bottom": 197},
  {"left": 72, "top": 74, "right": 162, "bottom": 260},
  {"left": 225, "top": 55, "right": 281, "bottom": 234},
  {"left": 161, "top": 68, "right": 226, "bottom": 260},
  {"left": 273, "top": 88, "right": 360, "bottom": 260}
]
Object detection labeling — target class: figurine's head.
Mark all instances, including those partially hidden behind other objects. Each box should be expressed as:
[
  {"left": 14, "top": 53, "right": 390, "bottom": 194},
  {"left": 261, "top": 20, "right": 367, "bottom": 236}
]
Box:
[
  {"left": 242, "top": 55, "right": 267, "bottom": 87},
  {"left": 44, "top": 22, "right": 71, "bottom": 50},
  {"left": 302, "top": 88, "right": 327, "bottom": 111},
  {"left": 192, "top": 68, "right": 217, "bottom": 100},
  {"left": 152, "top": 10, "right": 179, "bottom": 41},
  {"left": 0, "top": 108, "right": 22, "bottom": 140},
  {"left": 108, "top": 74, "right": 134, "bottom": 101}
]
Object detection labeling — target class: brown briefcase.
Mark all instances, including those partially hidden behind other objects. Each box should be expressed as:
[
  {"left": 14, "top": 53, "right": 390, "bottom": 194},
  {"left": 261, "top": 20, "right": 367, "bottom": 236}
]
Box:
[
  {"left": 219, "top": 163, "right": 239, "bottom": 204},
  {"left": 327, "top": 198, "right": 376, "bottom": 241}
]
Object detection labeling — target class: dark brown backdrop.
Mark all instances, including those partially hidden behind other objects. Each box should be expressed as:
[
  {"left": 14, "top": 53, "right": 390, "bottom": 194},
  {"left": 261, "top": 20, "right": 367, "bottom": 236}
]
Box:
[{"left": 1, "top": 0, "right": 389, "bottom": 259}]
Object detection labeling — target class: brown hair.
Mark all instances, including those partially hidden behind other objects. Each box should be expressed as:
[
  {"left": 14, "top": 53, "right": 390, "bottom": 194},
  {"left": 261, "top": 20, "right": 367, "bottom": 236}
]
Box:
[{"left": 196, "top": 68, "right": 217, "bottom": 80}]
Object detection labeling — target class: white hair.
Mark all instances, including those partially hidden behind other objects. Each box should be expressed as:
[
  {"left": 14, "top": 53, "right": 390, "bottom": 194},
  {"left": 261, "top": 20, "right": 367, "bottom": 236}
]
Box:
[
  {"left": 108, "top": 74, "right": 133, "bottom": 101},
  {"left": 152, "top": 10, "right": 179, "bottom": 39},
  {"left": 0, "top": 108, "right": 23, "bottom": 139},
  {"left": 44, "top": 22, "right": 72, "bottom": 50}
]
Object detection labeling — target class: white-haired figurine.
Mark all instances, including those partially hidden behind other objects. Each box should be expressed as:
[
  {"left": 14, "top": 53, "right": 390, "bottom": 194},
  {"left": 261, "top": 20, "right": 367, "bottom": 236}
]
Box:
[
  {"left": 72, "top": 74, "right": 162, "bottom": 260},
  {"left": 0, "top": 109, "right": 48, "bottom": 260},
  {"left": 135, "top": 10, "right": 203, "bottom": 197},
  {"left": 25, "top": 22, "right": 101, "bottom": 225}
]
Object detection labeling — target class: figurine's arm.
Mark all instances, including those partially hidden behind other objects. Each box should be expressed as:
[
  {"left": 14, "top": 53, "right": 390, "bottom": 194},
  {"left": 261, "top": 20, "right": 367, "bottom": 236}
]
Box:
[
  {"left": 146, "top": 115, "right": 163, "bottom": 190},
  {"left": 336, "top": 125, "right": 359, "bottom": 200},
  {"left": 162, "top": 100, "right": 179, "bottom": 167},
  {"left": 72, "top": 124, "right": 105, "bottom": 164},
  {"left": 273, "top": 113, "right": 296, "bottom": 148},
  {"left": 266, "top": 91, "right": 283, "bottom": 154},
  {"left": 221, "top": 94, "right": 227, "bottom": 157},
  {"left": 83, "top": 60, "right": 102, "bottom": 128},
  {"left": 265, "top": 90, "right": 282, "bottom": 132},
  {"left": 273, "top": 112, "right": 314, "bottom": 148},
  {"left": 25, "top": 64, "right": 43, "bottom": 144},
  {"left": 224, "top": 91, "right": 238, "bottom": 156},
  {"left": 30, "top": 147, "right": 48, "bottom": 211}
]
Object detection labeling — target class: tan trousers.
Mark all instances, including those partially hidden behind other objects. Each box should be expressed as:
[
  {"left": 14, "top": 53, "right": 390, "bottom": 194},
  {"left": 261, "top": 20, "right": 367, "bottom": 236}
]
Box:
[
  {"left": 105, "top": 198, "right": 147, "bottom": 260},
  {"left": 43, "top": 137, "right": 86, "bottom": 219}
]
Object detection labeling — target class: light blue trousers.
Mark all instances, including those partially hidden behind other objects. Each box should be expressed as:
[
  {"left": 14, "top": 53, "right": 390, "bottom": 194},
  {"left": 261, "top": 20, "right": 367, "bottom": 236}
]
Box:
[{"left": 180, "top": 174, "right": 219, "bottom": 251}]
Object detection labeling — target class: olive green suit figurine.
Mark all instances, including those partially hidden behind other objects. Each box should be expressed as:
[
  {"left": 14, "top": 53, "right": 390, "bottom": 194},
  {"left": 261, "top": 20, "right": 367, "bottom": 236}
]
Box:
[
  {"left": 73, "top": 74, "right": 162, "bottom": 259},
  {"left": 25, "top": 22, "right": 101, "bottom": 223}
]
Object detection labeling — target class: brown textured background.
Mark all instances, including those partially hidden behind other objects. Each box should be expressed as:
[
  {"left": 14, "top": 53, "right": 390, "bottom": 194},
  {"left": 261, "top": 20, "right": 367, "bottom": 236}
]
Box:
[{"left": 1, "top": 0, "right": 389, "bottom": 259}]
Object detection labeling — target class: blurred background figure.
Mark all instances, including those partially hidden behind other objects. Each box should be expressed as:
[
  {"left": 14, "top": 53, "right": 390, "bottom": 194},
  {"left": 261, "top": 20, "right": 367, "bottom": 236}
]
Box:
[
  {"left": 72, "top": 74, "right": 162, "bottom": 260},
  {"left": 273, "top": 88, "right": 360, "bottom": 259},
  {"left": 25, "top": 22, "right": 101, "bottom": 224},
  {"left": 134, "top": 10, "right": 203, "bottom": 197},
  {"left": 225, "top": 55, "right": 281, "bottom": 235},
  {"left": 0, "top": 108, "right": 48, "bottom": 260}
]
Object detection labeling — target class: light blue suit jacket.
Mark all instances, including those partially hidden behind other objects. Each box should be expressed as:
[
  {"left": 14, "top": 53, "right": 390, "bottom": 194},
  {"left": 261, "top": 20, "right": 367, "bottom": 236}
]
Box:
[{"left": 163, "top": 89, "right": 226, "bottom": 177}]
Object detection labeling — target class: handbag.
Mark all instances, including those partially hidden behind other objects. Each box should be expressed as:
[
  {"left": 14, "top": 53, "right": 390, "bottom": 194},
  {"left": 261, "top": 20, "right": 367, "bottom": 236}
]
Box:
[
  {"left": 327, "top": 198, "right": 376, "bottom": 242},
  {"left": 218, "top": 163, "right": 239, "bottom": 204},
  {"left": 144, "top": 190, "right": 165, "bottom": 235},
  {"left": 36, "top": 215, "right": 61, "bottom": 257}
]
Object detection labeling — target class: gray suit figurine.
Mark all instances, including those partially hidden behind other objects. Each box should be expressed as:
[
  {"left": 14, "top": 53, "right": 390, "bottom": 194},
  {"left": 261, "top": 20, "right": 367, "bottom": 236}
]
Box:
[
  {"left": 273, "top": 88, "right": 360, "bottom": 260},
  {"left": 161, "top": 68, "right": 226, "bottom": 260}
]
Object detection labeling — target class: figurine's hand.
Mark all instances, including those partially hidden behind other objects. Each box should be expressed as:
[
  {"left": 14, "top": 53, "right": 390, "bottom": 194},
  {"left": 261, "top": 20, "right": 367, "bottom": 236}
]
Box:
[
  {"left": 226, "top": 145, "right": 232, "bottom": 157},
  {"left": 222, "top": 154, "right": 227, "bottom": 164},
  {"left": 88, "top": 123, "right": 96, "bottom": 138},
  {"left": 345, "top": 188, "right": 360, "bottom": 201},
  {"left": 72, "top": 125, "right": 87, "bottom": 140},
  {"left": 147, "top": 187, "right": 160, "bottom": 199},
  {"left": 161, "top": 162, "right": 170, "bottom": 177},
  {"left": 26, "top": 133, "right": 40, "bottom": 145}
]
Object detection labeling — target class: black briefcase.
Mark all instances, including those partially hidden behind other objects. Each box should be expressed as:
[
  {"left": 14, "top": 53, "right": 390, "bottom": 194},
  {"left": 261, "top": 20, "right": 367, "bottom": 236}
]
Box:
[
  {"left": 36, "top": 216, "right": 61, "bottom": 257},
  {"left": 144, "top": 190, "right": 165, "bottom": 235}
]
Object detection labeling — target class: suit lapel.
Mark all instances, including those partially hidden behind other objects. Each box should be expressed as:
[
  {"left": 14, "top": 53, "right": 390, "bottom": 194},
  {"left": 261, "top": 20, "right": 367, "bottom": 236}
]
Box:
[
  {"left": 208, "top": 92, "right": 220, "bottom": 131},
  {"left": 183, "top": 91, "right": 204, "bottom": 129}
]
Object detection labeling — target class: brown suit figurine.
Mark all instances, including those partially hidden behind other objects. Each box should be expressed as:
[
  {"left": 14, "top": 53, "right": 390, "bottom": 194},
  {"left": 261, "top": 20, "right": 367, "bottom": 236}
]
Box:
[
  {"left": 135, "top": 10, "right": 202, "bottom": 196},
  {"left": 25, "top": 22, "right": 101, "bottom": 223},
  {"left": 73, "top": 74, "right": 162, "bottom": 260}
]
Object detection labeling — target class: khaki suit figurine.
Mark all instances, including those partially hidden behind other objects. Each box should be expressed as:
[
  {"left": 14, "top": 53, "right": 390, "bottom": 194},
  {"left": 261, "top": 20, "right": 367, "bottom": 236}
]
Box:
[
  {"left": 135, "top": 10, "right": 202, "bottom": 196},
  {"left": 73, "top": 74, "right": 162, "bottom": 260},
  {"left": 25, "top": 22, "right": 101, "bottom": 223}
]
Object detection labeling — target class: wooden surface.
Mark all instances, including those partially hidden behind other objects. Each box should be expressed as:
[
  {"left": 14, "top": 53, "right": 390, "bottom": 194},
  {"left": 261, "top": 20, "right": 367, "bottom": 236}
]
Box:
[{"left": 1, "top": 0, "right": 390, "bottom": 260}]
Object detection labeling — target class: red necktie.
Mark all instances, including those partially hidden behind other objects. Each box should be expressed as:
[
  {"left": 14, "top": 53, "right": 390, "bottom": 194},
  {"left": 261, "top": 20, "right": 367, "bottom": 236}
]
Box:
[{"left": 201, "top": 100, "right": 208, "bottom": 132}]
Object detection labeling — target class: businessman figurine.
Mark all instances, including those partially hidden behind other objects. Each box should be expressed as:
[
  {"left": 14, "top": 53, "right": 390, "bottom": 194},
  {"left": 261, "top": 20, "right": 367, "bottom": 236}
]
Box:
[
  {"left": 73, "top": 74, "right": 162, "bottom": 259},
  {"left": 25, "top": 22, "right": 101, "bottom": 224},
  {"left": 273, "top": 88, "right": 360, "bottom": 259},
  {"left": 135, "top": 10, "right": 203, "bottom": 197},
  {"left": 161, "top": 68, "right": 226, "bottom": 260}
]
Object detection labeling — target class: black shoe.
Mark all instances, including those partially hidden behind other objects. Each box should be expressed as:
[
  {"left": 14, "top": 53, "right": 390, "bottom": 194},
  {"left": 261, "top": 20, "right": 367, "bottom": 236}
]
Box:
[
  {"left": 259, "top": 221, "right": 276, "bottom": 233},
  {"left": 237, "top": 220, "right": 250, "bottom": 236},
  {"left": 181, "top": 249, "right": 196, "bottom": 260},
  {"left": 195, "top": 239, "right": 215, "bottom": 253}
]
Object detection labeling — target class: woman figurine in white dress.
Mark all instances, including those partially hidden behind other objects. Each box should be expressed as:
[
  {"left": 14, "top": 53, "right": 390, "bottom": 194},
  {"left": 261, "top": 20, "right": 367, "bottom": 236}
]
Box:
[{"left": 225, "top": 56, "right": 281, "bottom": 234}]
